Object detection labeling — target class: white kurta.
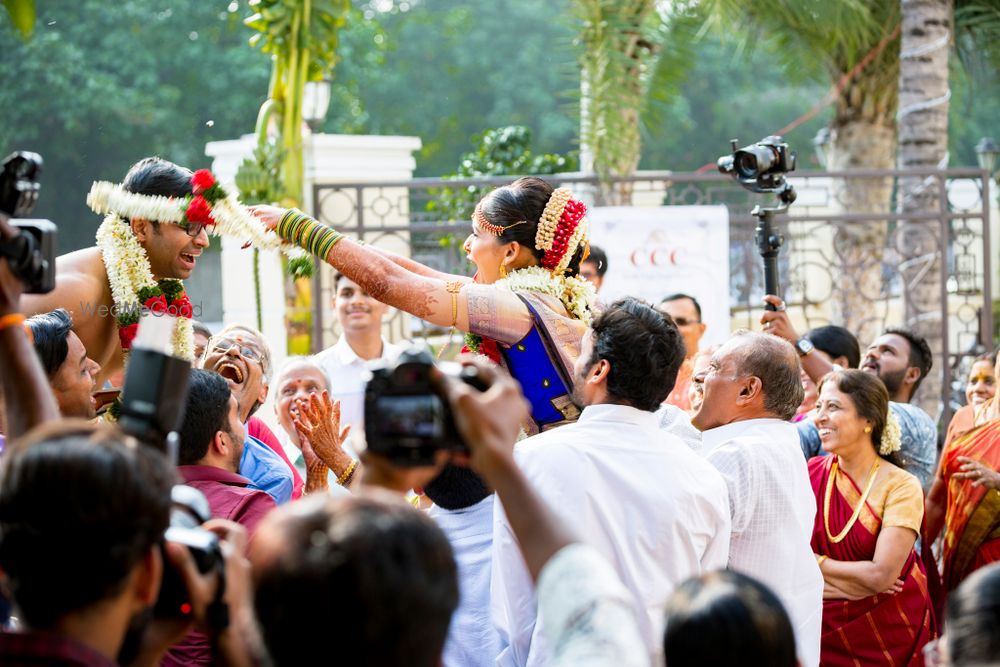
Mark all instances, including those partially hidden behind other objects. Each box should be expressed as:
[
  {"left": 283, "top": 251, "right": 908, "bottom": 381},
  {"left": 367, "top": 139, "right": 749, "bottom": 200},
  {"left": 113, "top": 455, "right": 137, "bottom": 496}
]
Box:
[
  {"left": 313, "top": 335, "right": 402, "bottom": 448},
  {"left": 491, "top": 403, "right": 732, "bottom": 667},
  {"left": 701, "top": 418, "right": 824, "bottom": 667}
]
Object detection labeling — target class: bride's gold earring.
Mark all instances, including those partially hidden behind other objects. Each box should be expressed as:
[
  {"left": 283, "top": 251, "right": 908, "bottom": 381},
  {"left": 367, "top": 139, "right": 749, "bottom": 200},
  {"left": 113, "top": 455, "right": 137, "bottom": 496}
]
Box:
[
  {"left": 499, "top": 259, "right": 508, "bottom": 279},
  {"left": 864, "top": 425, "right": 872, "bottom": 433}
]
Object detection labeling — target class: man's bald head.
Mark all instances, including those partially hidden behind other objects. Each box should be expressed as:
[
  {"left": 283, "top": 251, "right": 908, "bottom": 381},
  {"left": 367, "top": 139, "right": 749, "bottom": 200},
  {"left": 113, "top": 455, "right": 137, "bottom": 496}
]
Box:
[{"left": 730, "top": 331, "right": 803, "bottom": 421}]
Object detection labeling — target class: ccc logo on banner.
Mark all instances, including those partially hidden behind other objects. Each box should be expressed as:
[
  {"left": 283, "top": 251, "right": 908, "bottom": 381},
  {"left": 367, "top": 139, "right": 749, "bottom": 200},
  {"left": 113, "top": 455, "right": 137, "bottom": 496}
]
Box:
[{"left": 629, "top": 247, "right": 681, "bottom": 267}]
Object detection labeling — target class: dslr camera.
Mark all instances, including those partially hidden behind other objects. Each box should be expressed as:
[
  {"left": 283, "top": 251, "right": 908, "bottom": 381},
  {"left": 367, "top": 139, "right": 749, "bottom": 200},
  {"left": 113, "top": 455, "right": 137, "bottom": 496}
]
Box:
[
  {"left": 364, "top": 346, "right": 488, "bottom": 467},
  {"left": 717, "top": 135, "right": 796, "bottom": 196},
  {"left": 117, "top": 315, "right": 225, "bottom": 623},
  {"left": 0, "top": 151, "right": 56, "bottom": 293}
]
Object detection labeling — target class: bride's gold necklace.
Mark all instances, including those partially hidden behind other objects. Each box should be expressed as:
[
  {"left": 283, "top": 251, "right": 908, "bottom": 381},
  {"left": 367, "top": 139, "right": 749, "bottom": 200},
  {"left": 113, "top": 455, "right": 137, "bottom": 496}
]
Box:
[{"left": 824, "top": 457, "right": 880, "bottom": 544}]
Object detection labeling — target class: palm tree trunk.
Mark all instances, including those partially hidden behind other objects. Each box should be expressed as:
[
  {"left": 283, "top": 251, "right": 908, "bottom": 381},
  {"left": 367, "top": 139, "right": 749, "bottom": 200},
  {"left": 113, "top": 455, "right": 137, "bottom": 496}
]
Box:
[
  {"left": 826, "top": 70, "right": 898, "bottom": 348},
  {"left": 897, "top": 0, "right": 953, "bottom": 416}
]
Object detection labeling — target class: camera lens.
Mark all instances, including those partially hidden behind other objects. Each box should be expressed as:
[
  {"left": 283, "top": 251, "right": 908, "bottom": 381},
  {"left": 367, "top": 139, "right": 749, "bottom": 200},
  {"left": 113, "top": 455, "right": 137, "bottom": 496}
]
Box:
[{"left": 734, "top": 152, "right": 759, "bottom": 179}]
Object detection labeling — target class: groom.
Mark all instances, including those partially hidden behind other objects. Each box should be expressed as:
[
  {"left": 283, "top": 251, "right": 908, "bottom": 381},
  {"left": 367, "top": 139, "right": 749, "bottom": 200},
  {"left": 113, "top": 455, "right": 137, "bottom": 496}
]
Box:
[{"left": 22, "top": 157, "right": 210, "bottom": 386}]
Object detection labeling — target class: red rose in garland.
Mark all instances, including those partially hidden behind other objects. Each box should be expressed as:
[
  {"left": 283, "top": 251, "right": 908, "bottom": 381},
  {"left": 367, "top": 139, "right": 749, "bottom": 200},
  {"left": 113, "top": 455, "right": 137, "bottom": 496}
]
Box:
[
  {"left": 185, "top": 195, "right": 213, "bottom": 225},
  {"left": 191, "top": 169, "right": 216, "bottom": 193},
  {"left": 144, "top": 294, "right": 169, "bottom": 314},
  {"left": 118, "top": 323, "right": 139, "bottom": 350},
  {"left": 170, "top": 295, "right": 193, "bottom": 319}
]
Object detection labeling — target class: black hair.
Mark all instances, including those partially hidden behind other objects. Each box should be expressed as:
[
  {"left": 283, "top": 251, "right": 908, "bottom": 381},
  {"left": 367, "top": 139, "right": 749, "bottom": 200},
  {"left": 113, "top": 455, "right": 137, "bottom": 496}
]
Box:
[
  {"left": 660, "top": 293, "right": 702, "bottom": 321},
  {"left": 946, "top": 562, "right": 1000, "bottom": 664},
  {"left": 806, "top": 325, "right": 861, "bottom": 369},
  {"left": 255, "top": 494, "right": 458, "bottom": 667},
  {"left": 479, "top": 177, "right": 586, "bottom": 277},
  {"left": 122, "top": 157, "right": 193, "bottom": 229},
  {"left": 664, "top": 570, "right": 797, "bottom": 667},
  {"left": 733, "top": 331, "right": 804, "bottom": 421},
  {"left": 582, "top": 245, "right": 608, "bottom": 277},
  {"left": 122, "top": 157, "right": 193, "bottom": 198},
  {"left": 586, "top": 297, "right": 685, "bottom": 411},
  {"left": 0, "top": 421, "right": 174, "bottom": 629},
  {"left": 177, "top": 369, "right": 232, "bottom": 465},
  {"left": 883, "top": 327, "right": 933, "bottom": 393},
  {"left": 423, "top": 463, "right": 491, "bottom": 510},
  {"left": 818, "top": 370, "right": 905, "bottom": 468},
  {"left": 25, "top": 308, "right": 73, "bottom": 378},
  {"left": 191, "top": 320, "right": 213, "bottom": 340}
]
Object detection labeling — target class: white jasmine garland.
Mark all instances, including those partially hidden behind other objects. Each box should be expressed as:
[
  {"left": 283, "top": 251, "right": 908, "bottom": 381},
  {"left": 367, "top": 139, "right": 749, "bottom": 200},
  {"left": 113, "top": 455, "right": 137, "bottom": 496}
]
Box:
[
  {"left": 95, "top": 213, "right": 194, "bottom": 361},
  {"left": 87, "top": 181, "right": 307, "bottom": 259},
  {"left": 492, "top": 266, "right": 597, "bottom": 324},
  {"left": 879, "top": 410, "right": 903, "bottom": 456}
]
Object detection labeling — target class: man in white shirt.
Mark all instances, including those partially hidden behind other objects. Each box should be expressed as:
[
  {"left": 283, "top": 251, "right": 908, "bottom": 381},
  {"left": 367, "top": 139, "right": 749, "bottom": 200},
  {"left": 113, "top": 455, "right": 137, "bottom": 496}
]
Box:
[
  {"left": 314, "top": 273, "right": 403, "bottom": 445},
  {"left": 492, "top": 297, "right": 732, "bottom": 667},
  {"left": 691, "top": 331, "right": 824, "bottom": 667}
]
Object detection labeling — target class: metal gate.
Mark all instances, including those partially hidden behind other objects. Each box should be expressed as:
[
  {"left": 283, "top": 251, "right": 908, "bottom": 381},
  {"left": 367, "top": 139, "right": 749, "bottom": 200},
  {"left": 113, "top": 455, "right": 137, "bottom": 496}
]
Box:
[{"left": 310, "top": 168, "right": 994, "bottom": 423}]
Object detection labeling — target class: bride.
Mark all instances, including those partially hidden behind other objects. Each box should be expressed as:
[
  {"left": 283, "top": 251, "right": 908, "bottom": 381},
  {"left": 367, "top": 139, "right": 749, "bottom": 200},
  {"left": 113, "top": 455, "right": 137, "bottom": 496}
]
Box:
[{"left": 253, "top": 176, "right": 597, "bottom": 434}]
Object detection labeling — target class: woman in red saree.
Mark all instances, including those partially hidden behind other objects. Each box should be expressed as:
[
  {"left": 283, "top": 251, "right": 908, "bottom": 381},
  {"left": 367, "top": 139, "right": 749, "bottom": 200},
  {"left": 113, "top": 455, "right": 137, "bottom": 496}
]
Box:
[
  {"left": 924, "top": 396, "right": 1000, "bottom": 597},
  {"left": 810, "top": 370, "right": 936, "bottom": 665}
]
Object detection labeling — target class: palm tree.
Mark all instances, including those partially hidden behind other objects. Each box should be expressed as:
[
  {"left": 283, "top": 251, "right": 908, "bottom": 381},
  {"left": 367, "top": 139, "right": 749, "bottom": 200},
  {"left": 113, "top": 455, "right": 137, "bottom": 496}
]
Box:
[
  {"left": 573, "top": 0, "right": 664, "bottom": 204},
  {"left": 897, "top": 0, "right": 954, "bottom": 412}
]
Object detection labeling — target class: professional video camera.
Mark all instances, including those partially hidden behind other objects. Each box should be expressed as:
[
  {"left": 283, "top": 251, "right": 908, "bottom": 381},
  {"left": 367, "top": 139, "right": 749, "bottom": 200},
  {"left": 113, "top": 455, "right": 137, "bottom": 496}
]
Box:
[
  {"left": 364, "top": 345, "right": 489, "bottom": 467},
  {"left": 718, "top": 136, "right": 797, "bottom": 311},
  {"left": 0, "top": 152, "right": 56, "bottom": 293},
  {"left": 116, "top": 315, "right": 226, "bottom": 625}
]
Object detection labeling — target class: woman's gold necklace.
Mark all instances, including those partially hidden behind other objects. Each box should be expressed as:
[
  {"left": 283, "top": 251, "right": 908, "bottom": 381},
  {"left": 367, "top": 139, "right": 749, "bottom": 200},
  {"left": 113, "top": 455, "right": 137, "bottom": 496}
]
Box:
[{"left": 824, "top": 457, "right": 880, "bottom": 544}]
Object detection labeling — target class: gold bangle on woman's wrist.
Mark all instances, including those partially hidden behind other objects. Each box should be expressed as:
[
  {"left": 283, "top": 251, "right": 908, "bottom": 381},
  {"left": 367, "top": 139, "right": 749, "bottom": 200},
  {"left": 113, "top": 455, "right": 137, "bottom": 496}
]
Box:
[{"left": 337, "top": 460, "right": 358, "bottom": 487}]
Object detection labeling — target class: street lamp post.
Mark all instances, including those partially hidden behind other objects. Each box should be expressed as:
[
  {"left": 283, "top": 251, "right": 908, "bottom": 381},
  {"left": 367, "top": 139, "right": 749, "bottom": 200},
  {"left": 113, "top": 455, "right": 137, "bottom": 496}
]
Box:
[
  {"left": 975, "top": 136, "right": 998, "bottom": 175},
  {"left": 302, "top": 80, "right": 332, "bottom": 131}
]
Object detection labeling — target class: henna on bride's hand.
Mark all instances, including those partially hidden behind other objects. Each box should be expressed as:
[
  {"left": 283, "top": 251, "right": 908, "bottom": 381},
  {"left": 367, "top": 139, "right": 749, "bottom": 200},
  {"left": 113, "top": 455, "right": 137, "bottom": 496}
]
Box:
[{"left": 329, "top": 250, "right": 439, "bottom": 320}]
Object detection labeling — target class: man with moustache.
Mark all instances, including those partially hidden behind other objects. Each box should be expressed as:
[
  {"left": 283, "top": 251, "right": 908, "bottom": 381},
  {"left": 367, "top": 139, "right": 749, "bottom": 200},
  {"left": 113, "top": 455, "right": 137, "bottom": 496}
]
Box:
[
  {"left": 201, "top": 324, "right": 301, "bottom": 503},
  {"left": 760, "top": 296, "right": 936, "bottom": 486},
  {"left": 22, "top": 158, "right": 210, "bottom": 386}
]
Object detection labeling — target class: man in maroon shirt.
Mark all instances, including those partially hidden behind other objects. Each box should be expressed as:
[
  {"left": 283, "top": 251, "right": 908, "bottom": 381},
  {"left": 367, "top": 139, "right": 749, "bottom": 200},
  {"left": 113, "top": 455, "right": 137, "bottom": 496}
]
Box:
[
  {"left": 165, "top": 369, "right": 276, "bottom": 667},
  {"left": 175, "top": 369, "right": 276, "bottom": 545}
]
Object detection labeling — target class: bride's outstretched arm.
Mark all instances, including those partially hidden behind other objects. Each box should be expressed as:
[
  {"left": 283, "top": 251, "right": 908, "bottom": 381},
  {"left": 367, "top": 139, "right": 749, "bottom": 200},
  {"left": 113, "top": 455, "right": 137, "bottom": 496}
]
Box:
[{"left": 251, "top": 205, "right": 525, "bottom": 334}]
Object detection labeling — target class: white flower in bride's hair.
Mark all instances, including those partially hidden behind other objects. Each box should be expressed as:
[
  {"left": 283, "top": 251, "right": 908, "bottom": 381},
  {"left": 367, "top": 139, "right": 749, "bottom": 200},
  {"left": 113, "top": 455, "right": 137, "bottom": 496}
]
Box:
[{"left": 879, "top": 410, "right": 902, "bottom": 456}]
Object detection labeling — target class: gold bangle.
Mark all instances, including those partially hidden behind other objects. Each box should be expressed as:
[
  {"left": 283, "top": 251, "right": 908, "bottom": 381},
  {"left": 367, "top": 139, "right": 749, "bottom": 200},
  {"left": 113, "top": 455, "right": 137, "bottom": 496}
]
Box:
[
  {"left": 444, "top": 281, "right": 463, "bottom": 327},
  {"left": 337, "top": 460, "right": 358, "bottom": 487}
]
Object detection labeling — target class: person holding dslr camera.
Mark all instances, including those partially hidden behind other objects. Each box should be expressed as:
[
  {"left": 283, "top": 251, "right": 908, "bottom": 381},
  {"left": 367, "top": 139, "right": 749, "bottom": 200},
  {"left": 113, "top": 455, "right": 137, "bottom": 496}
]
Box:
[
  {"left": 0, "top": 422, "right": 257, "bottom": 667},
  {"left": 250, "top": 355, "right": 647, "bottom": 667}
]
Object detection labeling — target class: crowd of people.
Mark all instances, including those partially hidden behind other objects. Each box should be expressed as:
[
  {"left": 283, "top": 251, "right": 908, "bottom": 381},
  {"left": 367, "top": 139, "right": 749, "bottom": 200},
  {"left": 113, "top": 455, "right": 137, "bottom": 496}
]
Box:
[{"left": 0, "top": 156, "right": 998, "bottom": 667}]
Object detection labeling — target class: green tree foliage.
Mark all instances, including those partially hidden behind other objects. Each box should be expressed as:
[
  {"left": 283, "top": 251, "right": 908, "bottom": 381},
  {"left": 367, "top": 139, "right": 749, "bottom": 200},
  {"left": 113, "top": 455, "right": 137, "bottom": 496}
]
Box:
[
  {"left": 319, "top": 0, "right": 580, "bottom": 176},
  {"left": 430, "top": 125, "right": 577, "bottom": 223},
  {"left": 243, "top": 0, "right": 351, "bottom": 205},
  {"left": 0, "top": 1, "right": 270, "bottom": 252}
]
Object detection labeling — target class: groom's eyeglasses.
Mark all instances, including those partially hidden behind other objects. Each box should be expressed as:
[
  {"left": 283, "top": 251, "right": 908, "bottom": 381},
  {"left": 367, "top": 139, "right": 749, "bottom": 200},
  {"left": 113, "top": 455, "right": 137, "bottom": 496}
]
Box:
[{"left": 179, "top": 221, "right": 208, "bottom": 238}]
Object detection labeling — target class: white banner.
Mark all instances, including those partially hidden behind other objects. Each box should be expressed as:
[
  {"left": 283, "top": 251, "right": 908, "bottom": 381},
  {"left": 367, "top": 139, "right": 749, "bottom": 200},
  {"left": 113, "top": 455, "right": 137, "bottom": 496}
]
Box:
[{"left": 587, "top": 205, "right": 730, "bottom": 348}]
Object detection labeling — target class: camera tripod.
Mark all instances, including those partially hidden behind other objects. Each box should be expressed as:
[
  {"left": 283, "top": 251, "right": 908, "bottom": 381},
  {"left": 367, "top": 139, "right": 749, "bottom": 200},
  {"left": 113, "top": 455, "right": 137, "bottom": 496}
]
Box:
[{"left": 752, "top": 182, "right": 796, "bottom": 312}]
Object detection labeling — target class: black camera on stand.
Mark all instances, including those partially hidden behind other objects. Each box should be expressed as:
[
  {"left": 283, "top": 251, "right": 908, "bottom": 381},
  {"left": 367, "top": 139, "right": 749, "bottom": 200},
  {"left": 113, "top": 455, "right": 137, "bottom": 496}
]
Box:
[
  {"left": 718, "top": 136, "right": 797, "bottom": 311},
  {"left": 0, "top": 152, "right": 56, "bottom": 294},
  {"left": 364, "top": 346, "right": 489, "bottom": 467}
]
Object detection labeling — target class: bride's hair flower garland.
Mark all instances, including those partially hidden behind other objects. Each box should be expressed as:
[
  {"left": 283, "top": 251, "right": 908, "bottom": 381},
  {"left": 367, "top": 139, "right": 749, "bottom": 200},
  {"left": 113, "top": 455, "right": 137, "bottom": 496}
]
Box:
[
  {"left": 87, "top": 169, "right": 307, "bottom": 259},
  {"left": 462, "top": 266, "right": 597, "bottom": 365}
]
